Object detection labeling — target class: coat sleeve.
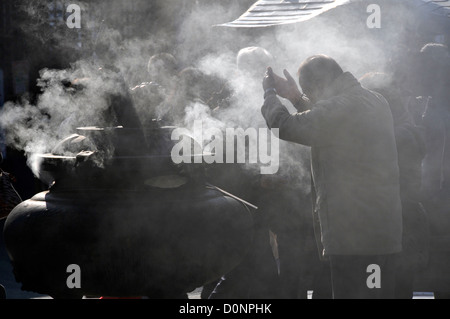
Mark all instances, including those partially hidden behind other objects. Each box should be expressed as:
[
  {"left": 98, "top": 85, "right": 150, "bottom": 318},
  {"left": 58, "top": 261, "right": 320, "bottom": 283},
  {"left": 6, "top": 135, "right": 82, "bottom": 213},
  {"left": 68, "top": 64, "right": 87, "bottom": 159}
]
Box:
[{"left": 261, "top": 94, "right": 315, "bottom": 146}]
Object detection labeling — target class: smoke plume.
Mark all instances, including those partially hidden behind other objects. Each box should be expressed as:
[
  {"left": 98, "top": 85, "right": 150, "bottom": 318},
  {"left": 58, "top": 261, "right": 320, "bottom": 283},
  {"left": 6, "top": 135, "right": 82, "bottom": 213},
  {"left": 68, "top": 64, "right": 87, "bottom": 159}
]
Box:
[{"left": 0, "top": 0, "right": 423, "bottom": 192}]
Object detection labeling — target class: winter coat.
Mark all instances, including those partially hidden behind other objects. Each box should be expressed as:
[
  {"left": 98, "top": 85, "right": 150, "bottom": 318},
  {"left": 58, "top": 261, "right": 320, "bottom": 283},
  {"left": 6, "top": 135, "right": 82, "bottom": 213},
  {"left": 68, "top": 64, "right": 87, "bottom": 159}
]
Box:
[{"left": 261, "top": 72, "right": 402, "bottom": 256}]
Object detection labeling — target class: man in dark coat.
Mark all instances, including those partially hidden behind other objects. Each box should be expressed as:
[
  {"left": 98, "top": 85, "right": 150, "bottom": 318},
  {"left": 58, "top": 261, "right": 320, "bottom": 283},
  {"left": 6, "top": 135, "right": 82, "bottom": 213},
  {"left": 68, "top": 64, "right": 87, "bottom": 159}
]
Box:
[{"left": 260, "top": 55, "right": 403, "bottom": 299}]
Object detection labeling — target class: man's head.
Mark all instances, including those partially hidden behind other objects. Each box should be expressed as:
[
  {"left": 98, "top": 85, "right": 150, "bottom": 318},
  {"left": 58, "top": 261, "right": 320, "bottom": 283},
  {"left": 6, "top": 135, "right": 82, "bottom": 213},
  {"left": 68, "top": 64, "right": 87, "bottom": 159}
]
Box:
[
  {"left": 147, "top": 52, "right": 179, "bottom": 86},
  {"left": 297, "top": 55, "right": 344, "bottom": 103},
  {"left": 417, "top": 43, "right": 450, "bottom": 96},
  {"left": 237, "top": 46, "right": 274, "bottom": 79}
]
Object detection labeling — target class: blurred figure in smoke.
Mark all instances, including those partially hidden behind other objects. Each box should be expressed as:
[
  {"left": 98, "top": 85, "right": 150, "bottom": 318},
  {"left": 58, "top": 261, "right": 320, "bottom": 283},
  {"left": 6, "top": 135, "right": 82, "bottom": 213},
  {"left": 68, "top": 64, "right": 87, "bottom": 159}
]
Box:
[
  {"left": 55, "top": 64, "right": 147, "bottom": 162},
  {"left": 65, "top": 66, "right": 143, "bottom": 129},
  {"left": 236, "top": 47, "right": 331, "bottom": 299},
  {"left": 415, "top": 44, "right": 450, "bottom": 298},
  {"left": 262, "top": 55, "right": 403, "bottom": 299},
  {"left": 130, "top": 53, "right": 180, "bottom": 127},
  {"left": 202, "top": 47, "right": 281, "bottom": 299},
  {"left": 237, "top": 46, "right": 275, "bottom": 79},
  {"left": 417, "top": 44, "right": 450, "bottom": 201},
  {"left": 147, "top": 53, "right": 179, "bottom": 87},
  {"left": 239, "top": 47, "right": 320, "bottom": 298},
  {"left": 360, "top": 72, "right": 428, "bottom": 299},
  {"left": 164, "top": 66, "right": 230, "bottom": 126}
]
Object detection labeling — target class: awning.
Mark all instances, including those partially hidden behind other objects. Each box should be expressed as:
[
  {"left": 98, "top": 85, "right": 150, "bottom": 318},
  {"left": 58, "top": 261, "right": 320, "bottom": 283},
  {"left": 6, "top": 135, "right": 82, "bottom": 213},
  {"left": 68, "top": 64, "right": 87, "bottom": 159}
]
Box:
[
  {"left": 417, "top": 0, "right": 450, "bottom": 18},
  {"left": 218, "top": 0, "right": 450, "bottom": 28},
  {"left": 218, "top": 0, "right": 351, "bottom": 28}
]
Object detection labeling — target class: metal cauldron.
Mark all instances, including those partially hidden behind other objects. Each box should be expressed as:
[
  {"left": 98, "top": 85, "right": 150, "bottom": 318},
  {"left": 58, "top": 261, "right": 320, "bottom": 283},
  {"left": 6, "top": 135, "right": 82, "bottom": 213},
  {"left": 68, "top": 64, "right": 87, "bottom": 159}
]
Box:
[{"left": 3, "top": 122, "right": 254, "bottom": 298}]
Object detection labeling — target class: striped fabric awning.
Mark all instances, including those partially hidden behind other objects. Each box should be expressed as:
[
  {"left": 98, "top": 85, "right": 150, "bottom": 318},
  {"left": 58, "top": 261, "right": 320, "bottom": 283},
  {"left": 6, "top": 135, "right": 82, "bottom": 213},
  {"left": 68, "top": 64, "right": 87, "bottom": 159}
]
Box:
[
  {"left": 218, "top": 0, "right": 351, "bottom": 28},
  {"left": 418, "top": 0, "right": 450, "bottom": 18}
]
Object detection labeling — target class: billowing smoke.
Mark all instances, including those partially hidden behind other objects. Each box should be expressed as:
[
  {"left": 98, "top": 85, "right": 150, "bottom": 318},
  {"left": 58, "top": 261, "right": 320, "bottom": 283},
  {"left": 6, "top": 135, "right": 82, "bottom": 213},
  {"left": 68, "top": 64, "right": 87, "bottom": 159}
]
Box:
[
  {"left": 0, "top": 0, "right": 424, "bottom": 192},
  {"left": 181, "top": 1, "right": 421, "bottom": 192},
  {"left": 0, "top": 60, "right": 132, "bottom": 176}
]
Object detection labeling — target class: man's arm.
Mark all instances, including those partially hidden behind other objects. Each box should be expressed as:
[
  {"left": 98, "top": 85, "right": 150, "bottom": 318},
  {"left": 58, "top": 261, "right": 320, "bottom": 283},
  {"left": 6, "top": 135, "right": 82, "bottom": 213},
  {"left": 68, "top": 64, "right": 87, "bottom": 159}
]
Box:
[{"left": 261, "top": 94, "right": 314, "bottom": 146}]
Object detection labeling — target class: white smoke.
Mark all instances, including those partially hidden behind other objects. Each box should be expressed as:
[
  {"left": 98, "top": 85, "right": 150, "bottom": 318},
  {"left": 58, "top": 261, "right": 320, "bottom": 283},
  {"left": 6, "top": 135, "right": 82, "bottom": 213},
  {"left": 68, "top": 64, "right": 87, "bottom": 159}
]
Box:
[{"left": 0, "top": 0, "right": 422, "bottom": 192}]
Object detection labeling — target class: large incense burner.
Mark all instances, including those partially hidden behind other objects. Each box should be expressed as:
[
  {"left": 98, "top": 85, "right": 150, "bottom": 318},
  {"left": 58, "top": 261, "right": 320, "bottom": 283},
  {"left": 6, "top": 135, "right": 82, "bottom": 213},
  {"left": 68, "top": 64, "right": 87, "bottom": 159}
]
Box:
[{"left": 3, "top": 122, "right": 254, "bottom": 298}]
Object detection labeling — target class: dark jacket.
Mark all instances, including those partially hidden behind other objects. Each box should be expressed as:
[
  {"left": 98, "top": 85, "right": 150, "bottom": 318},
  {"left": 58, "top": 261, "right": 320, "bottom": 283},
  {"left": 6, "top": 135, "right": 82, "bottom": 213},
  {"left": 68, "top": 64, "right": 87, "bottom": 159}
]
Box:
[{"left": 261, "top": 72, "right": 403, "bottom": 256}]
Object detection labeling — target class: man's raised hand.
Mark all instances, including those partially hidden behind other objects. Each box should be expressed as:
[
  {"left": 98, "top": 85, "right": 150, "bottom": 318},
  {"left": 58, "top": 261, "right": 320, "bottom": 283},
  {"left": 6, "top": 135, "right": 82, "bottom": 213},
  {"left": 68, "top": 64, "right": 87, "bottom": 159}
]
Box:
[{"left": 272, "top": 69, "right": 303, "bottom": 104}]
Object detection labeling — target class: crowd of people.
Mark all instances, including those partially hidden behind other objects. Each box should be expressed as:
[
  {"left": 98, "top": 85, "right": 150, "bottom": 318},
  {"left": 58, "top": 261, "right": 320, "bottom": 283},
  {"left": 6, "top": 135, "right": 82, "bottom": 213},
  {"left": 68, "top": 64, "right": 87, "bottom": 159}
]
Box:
[
  {"left": 128, "top": 41, "right": 450, "bottom": 299},
  {"left": 127, "top": 38, "right": 448, "bottom": 299}
]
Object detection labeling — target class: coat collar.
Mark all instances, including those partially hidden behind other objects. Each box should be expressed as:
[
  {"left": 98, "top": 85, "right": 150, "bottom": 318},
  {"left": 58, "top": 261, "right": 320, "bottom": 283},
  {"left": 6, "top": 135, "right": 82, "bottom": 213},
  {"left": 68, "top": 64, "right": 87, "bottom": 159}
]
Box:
[{"left": 322, "top": 72, "right": 361, "bottom": 100}]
